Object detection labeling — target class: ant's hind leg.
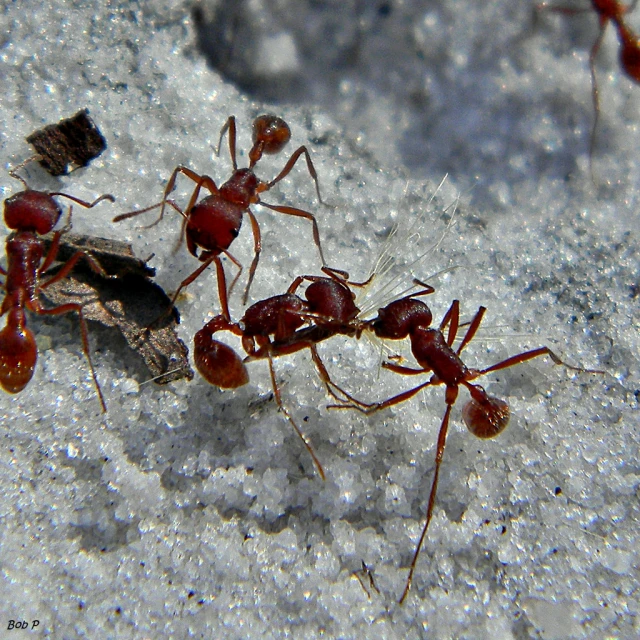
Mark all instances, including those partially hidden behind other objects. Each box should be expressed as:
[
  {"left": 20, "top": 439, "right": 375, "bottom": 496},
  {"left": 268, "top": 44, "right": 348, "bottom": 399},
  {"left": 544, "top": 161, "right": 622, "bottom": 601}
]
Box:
[
  {"left": 309, "top": 345, "right": 371, "bottom": 408},
  {"left": 33, "top": 301, "right": 106, "bottom": 412},
  {"left": 266, "top": 353, "right": 326, "bottom": 480},
  {"left": 329, "top": 379, "right": 434, "bottom": 414},
  {"left": 476, "top": 346, "right": 604, "bottom": 377},
  {"left": 259, "top": 201, "right": 327, "bottom": 267},
  {"left": 399, "top": 401, "right": 455, "bottom": 605},
  {"left": 242, "top": 209, "right": 262, "bottom": 305}
]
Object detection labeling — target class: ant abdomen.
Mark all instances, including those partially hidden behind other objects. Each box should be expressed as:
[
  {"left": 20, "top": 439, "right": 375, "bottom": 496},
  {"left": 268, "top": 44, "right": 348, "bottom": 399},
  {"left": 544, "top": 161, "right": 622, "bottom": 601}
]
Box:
[
  {"left": 0, "top": 308, "right": 37, "bottom": 393},
  {"left": 4, "top": 191, "right": 62, "bottom": 234},
  {"left": 193, "top": 327, "right": 249, "bottom": 389},
  {"left": 186, "top": 195, "right": 243, "bottom": 254},
  {"left": 305, "top": 280, "right": 358, "bottom": 325},
  {"left": 373, "top": 299, "right": 433, "bottom": 340},
  {"left": 242, "top": 294, "right": 308, "bottom": 339},
  {"left": 462, "top": 394, "right": 510, "bottom": 439}
]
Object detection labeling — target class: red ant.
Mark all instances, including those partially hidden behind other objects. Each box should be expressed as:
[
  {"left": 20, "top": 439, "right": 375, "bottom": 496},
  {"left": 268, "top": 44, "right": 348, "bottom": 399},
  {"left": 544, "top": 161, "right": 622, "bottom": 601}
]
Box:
[
  {"left": 539, "top": 1, "right": 640, "bottom": 175},
  {"left": 0, "top": 159, "right": 115, "bottom": 411},
  {"left": 328, "top": 296, "right": 603, "bottom": 603},
  {"left": 193, "top": 268, "right": 435, "bottom": 479},
  {"left": 114, "top": 114, "right": 329, "bottom": 322}
]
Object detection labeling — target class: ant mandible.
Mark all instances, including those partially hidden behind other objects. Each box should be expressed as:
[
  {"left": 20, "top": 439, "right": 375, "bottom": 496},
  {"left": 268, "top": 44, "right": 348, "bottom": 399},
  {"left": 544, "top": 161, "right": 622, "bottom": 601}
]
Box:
[
  {"left": 539, "top": 0, "right": 640, "bottom": 176},
  {"left": 330, "top": 296, "right": 603, "bottom": 603},
  {"left": 114, "top": 115, "right": 329, "bottom": 321},
  {"left": 0, "top": 158, "right": 115, "bottom": 411},
  {"left": 193, "top": 269, "right": 435, "bottom": 479}
]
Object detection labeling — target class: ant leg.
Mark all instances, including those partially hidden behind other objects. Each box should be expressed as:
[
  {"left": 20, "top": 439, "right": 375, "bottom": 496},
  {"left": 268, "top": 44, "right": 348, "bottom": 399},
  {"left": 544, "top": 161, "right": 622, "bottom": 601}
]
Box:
[
  {"left": 242, "top": 208, "right": 262, "bottom": 305},
  {"left": 287, "top": 275, "right": 306, "bottom": 295},
  {"left": 8, "top": 155, "right": 41, "bottom": 189},
  {"left": 352, "top": 561, "right": 380, "bottom": 599},
  {"left": 159, "top": 167, "right": 218, "bottom": 224},
  {"left": 283, "top": 269, "right": 350, "bottom": 296},
  {"left": 318, "top": 265, "right": 382, "bottom": 288},
  {"left": 308, "top": 345, "right": 372, "bottom": 408},
  {"left": 473, "top": 346, "right": 604, "bottom": 377},
  {"left": 410, "top": 278, "right": 436, "bottom": 297},
  {"left": 113, "top": 167, "right": 217, "bottom": 225},
  {"left": 216, "top": 116, "right": 238, "bottom": 170},
  {"left": 220, "top": 248, "right": 243, "bottom": 304},
  {"left": 261, "top": 145, "right": 326, "bottom": 205},
  {"left": 588, "top": 19, "right": 609, "bottom": 181},
  {"left": 382, "top": 362, "right": 426, "bottom": 375},
  {"left": 362, "top": 561, "right": 380, "bottom": 595},
  {"left": 113, "top": 198, "right": 184, "bottom": 226},
  {"left": 38, "top": 230, "right": 64, "bottom": 275},
  {"left": 142, "top": 254, "right": 223, "bottom": 333},
  {"left": 32, "top": 300, "right": 106, "bottom": 412},
  {"left": 399, "top": 397, "right": 456, "bottom": 604},
  {"left": 455, "top": 306, "right": 487, "bottom": 355},
  {"left": 163, "top": 166, "right": 217, "bottom": 203},
  {"left": 329, "top": 379, "right": 434, "bottom": 414},
  {"left": 321, "top": 265, "right": 352, "bottom": 283},
  {"left": 167, "top": 254, "right": 219, "bottom": 310},
  {"left": 266, "top": 352, "right": 326, "bottom": 480},
  {"left": 39, "top": 250, "right": 110, "bottom": 289},
  {"left": 437, "top": 299, "right": 461, "bottom": 346},
  {"left": 213, "top": 254, "right": 233, "bottom": 320},
  {"left": 259, "top": 201, "right": 327, "bottom": 266},
  {"left": 50, "top": 192, "right": 115, "bottom": 209}
]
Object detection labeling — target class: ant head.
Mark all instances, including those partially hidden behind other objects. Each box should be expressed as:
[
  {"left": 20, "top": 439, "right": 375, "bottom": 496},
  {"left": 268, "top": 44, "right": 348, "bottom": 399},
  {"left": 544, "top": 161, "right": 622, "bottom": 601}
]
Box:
[
  {"left": 305, "top": 279, "right": 358, "bottom": 324},
  {"left": 0, "top": 309, "right": 38, "bottom": 393},
  {"left": 462, "top": 392, "right": 510, "bottom": 439},
  {"left": 4, "top": 190, "right": 62, "bottom": 234},
  {"left": 373, "top": 299, "right": 433, "bottom": 339},
  {"left": 249, "top": 115, "right": 291, "bottom": 166},
  {"left": 194, "top": 334, "right": 249, "bottom": 389},
  {"left": 252, "top": 115, "right": 291, "bottom": 155}
]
